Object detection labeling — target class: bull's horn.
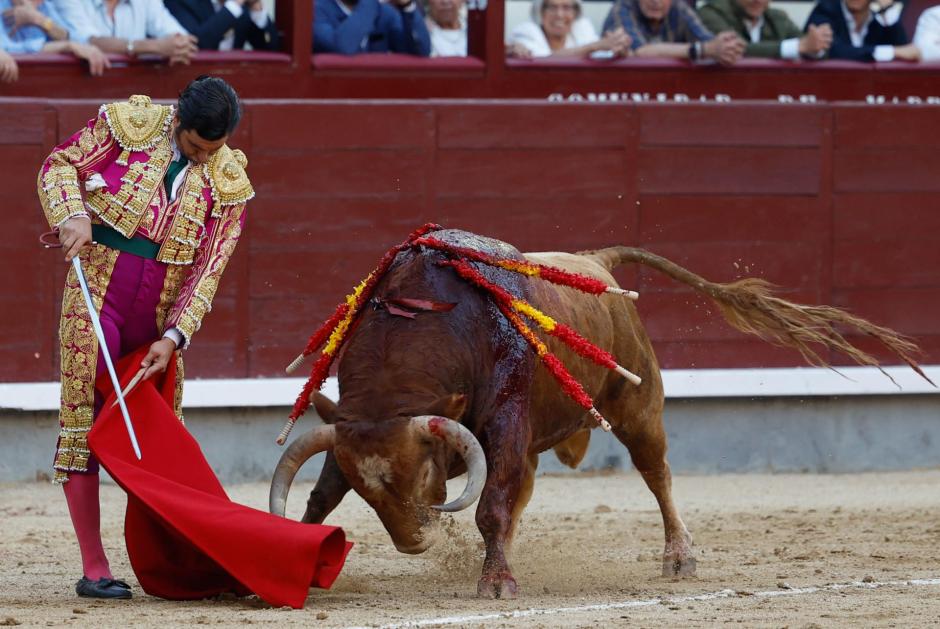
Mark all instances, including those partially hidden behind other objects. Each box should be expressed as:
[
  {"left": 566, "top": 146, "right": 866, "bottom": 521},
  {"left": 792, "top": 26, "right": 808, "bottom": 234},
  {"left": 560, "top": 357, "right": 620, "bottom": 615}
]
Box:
[
  {"left": 411, "top": 416, "right": 487, "bottom": 513},
  {"left": 269, "top": 425, "right": 336, "bottom": 517}
]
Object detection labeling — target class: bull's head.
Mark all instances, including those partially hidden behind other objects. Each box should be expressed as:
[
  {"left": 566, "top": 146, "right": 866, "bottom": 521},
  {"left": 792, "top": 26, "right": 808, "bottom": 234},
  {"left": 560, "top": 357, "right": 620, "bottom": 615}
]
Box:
[{"left": 269, "top": 393, "right": 486, "bottom": 554}]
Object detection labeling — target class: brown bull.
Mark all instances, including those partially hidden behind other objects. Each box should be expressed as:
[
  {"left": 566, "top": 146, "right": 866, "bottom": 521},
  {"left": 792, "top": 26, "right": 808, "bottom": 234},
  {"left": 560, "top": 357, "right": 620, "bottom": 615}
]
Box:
[{"left": 269, "top": 229, "right": 927, "bottom": 599}]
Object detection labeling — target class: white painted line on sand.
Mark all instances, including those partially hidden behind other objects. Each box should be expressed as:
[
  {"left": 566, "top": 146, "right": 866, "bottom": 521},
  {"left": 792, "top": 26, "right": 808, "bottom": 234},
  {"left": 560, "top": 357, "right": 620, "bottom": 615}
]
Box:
[{"left": 343, "top": 577, "right": 940, "bottom": 629}]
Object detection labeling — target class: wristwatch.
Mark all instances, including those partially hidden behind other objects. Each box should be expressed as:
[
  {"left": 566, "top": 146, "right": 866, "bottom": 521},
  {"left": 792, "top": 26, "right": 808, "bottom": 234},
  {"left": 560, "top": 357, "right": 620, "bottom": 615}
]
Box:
[{"left": 126, "top": 39, "right": 135, "bottom": 56}]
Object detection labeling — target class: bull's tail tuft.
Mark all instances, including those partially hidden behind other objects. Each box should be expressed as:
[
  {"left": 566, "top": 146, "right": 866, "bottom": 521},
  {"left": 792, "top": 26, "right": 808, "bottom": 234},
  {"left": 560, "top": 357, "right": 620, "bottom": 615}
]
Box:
[{"left": 578, "top": 246, "right": 934, "bottom": 385}]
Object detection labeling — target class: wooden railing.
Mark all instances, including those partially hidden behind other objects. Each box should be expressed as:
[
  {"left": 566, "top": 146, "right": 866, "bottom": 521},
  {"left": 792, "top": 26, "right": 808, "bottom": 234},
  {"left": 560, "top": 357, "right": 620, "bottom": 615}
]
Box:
[{"left": 3, "top": 0, "right": 940, "bottom": 100}]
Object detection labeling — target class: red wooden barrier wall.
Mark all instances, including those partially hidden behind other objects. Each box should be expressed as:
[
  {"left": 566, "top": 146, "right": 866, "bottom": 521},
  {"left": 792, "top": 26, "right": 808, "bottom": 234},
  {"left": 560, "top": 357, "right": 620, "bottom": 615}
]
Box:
[{"left": 2, "top": 98, "right": 938, "bottom": 382}]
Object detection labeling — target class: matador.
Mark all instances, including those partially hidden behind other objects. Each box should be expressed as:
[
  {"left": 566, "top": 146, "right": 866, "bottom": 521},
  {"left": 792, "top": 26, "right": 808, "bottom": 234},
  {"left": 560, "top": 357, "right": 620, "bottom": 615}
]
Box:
[{"left": 37, "top": 76, "right": 252, "bottom": 600}]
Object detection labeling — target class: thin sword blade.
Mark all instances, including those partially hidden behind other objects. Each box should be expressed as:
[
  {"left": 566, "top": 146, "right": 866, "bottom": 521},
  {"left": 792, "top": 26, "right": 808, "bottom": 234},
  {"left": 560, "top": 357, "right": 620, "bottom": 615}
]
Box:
[{"left": 71, "top": 256, "right": 142, "bottom": 460}]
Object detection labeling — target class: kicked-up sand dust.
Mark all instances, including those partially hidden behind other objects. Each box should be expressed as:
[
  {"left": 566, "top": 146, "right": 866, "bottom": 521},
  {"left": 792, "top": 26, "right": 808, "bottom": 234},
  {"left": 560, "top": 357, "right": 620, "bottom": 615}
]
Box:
[{"left": 2, "top": 470, "right": 939, "bottom": 627}]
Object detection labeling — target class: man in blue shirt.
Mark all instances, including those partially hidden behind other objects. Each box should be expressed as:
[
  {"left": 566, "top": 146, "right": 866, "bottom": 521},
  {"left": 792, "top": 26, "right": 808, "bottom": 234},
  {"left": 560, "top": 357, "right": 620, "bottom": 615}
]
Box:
[
  {"left": 1, "top": 0, "right": 110, "bottom": 81},
  {"left": 602, "top": 0, "right": 745, "bottom": 64},
  {"left": 313, "top": 0, "right": 431, "bottom": 56}
]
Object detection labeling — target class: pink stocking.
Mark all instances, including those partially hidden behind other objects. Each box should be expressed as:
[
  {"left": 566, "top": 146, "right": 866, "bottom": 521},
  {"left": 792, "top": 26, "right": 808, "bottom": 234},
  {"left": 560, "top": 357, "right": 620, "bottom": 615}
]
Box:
[{"left": 62, "top": 473, "right": 113, "bottom": 581}]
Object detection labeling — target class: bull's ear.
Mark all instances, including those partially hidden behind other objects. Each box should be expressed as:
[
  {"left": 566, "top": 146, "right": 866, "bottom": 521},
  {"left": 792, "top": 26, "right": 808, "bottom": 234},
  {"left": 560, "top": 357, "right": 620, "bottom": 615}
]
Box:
[
  {"left": 311, "top": 391, "right": 340, "bottom": 424},
  {"left": 427, "top": 393, "right": 468, "bottom": 421}
]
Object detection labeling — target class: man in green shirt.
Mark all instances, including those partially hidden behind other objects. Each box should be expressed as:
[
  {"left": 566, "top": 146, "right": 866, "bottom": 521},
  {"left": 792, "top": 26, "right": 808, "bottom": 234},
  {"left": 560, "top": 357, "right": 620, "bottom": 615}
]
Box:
[{"left": 698, "top": 0, "right": 832, "bottom": 58}]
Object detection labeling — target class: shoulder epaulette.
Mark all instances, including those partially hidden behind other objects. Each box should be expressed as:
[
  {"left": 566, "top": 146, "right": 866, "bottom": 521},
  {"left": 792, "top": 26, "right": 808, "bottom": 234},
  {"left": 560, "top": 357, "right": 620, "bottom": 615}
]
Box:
[
  {"left": 100, "top": 95, "right": 173, "bottom": 165},
  {"left": 205, "top": 144, "right": 254, "bottom": 212}
]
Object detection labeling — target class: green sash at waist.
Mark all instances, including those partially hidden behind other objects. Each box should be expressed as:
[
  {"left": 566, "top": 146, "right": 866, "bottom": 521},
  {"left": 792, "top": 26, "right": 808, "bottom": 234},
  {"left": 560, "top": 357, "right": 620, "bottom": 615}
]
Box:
[{"left": 92, "top": 224, "right": 160, "bottom": 259}]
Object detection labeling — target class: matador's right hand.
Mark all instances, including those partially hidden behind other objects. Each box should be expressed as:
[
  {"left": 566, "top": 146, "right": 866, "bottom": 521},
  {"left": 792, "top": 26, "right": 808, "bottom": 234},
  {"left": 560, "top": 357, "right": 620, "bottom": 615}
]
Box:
[{"left": 59, "top": 215, "right": 92, "bottom": 262}]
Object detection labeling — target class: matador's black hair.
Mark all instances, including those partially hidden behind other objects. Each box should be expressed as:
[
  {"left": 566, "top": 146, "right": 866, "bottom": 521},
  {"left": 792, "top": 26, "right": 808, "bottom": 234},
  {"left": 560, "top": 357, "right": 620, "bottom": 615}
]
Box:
[{"left": 177, "top": 75, "right": 241, "bottom": 141}]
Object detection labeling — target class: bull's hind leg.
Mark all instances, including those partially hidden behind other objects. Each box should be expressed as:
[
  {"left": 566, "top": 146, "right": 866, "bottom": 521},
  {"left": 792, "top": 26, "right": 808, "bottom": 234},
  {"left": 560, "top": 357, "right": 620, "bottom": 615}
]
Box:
[{"left": 612, "top": 414, "right": 696, "bottom": 577}]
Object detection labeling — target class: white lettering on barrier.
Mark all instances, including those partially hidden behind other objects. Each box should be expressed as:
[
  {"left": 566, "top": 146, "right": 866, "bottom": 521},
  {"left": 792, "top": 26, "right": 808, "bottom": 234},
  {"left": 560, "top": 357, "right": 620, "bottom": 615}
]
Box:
[
  {"left": 866, "top": 94, "right": 940, "bottom": 104},
  {"left": 548, "top": 92, "right": 734, "bottom": 103},
  {"left": 549, "top": 93, "right": 940, "bottom": 104}
]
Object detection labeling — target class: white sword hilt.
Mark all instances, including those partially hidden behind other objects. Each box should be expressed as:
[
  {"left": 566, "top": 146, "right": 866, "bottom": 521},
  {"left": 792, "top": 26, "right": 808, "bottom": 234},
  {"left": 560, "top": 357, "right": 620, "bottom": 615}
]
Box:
[{"left": 72, "top": 256, "right": 142, "bottom": 460}]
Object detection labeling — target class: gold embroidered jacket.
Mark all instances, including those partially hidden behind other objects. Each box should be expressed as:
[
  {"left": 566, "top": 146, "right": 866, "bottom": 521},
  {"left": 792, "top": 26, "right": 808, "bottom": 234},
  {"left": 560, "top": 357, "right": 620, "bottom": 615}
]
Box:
[{"left": 37, "top": 95, "right": 254, "bottom": 345}]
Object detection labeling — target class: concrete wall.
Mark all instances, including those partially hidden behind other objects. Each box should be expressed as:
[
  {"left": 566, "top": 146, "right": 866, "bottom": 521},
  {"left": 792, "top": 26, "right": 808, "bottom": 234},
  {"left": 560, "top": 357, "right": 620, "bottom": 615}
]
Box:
[{"left": 4, "top": 396, "right": 938, "bottom": 484}]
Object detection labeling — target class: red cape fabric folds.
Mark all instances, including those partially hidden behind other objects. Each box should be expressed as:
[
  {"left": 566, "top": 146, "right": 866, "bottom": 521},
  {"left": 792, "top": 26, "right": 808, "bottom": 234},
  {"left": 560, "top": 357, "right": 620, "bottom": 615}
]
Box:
[{"left": 88, "top": 347, "right": 350, "bottom": 609}]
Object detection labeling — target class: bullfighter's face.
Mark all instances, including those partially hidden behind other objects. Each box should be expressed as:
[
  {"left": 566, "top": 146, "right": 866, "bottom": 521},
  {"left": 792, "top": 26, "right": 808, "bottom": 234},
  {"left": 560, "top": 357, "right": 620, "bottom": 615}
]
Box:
[
  {"left": 173, "top": 116, "right": 228, "bottom": 165},
  {"left": 332, "top": 418, "right": 451, "bottom": 553}
]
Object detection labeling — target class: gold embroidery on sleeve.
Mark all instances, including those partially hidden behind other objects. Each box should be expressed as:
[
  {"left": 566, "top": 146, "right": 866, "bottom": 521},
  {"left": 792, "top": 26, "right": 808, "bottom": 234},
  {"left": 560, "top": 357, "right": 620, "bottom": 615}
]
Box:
[
  {"left": 37, "top": 112, "right": 119, "bottom": 229},
  {"left": 172, "top": 203, "right": 245, "bottom": 343},
  {"left": 39, "top": 165, "right": 85, "bottom": 226}
]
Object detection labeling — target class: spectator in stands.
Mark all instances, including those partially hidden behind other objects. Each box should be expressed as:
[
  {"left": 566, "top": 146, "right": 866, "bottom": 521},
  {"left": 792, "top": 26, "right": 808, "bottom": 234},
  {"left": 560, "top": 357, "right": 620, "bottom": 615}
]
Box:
[
  {"left": 164, "top": 0, "right": 279, "bottom": 50},
  {"left": 52, "top": 0, "right": 198, "bottom": 64},
  {"left": 1, "top": 0, "right": 110, "bottom": 80},
  {"left": 509, "top": 0, "right": 632, "bottom": 57},
  {"left": 912, "top": 4, "right": 940, "bottom": 59},
  {"left": 805, "top": 0, "right": 920, "bottom": 60},
  {"left": 313, "top": 0, "right": 431, "bottom": 56},
  {"left": 698, "top": 0, "right": 833, "bottom": 58},
  {"left": 602, "top": 0, "right": 745, "bottom": 64},
  {"left": 425, "top": 0, "right": 464, "bottom": 56}
]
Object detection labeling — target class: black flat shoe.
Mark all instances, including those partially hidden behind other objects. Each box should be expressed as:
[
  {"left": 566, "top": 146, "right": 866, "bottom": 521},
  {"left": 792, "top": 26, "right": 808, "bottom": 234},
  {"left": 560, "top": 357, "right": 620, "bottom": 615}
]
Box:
[{"left": 75, "top": 577, "right": 133, "bottom": 599}]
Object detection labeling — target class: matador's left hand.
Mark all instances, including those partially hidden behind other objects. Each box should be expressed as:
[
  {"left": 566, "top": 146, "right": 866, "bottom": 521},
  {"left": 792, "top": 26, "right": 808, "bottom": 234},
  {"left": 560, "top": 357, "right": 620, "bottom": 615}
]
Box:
[{"left": 141, "top": 338, "right": 177, "bottom": 381}]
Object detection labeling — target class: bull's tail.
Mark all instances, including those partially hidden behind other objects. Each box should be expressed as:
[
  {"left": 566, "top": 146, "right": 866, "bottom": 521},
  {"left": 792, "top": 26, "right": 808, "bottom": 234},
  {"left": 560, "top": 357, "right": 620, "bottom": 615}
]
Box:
[{"left": 580, "top": 245, "right": 934, "bottom": 385}]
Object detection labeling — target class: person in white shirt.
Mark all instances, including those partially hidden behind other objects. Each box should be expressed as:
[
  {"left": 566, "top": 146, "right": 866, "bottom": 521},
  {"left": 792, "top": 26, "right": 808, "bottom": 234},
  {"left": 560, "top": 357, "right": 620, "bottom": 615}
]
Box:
[
  {"left": 52, "top": 0, "right": 198, "bottom": 63},
  {"left": 509, "top": 0, "right": 632, "bottom": 58},
  {"left": 426, "top": 0, "right": 466, "bottom": 56},
  {"left": 913, "top": 5, "right": 940, "bottom": 60}
]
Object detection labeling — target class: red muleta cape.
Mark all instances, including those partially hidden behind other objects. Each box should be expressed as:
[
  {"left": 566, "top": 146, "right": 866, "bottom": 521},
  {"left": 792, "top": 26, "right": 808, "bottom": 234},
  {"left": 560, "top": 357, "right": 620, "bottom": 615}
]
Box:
[{"left": 88, "top": 346, "right": 351, "bottom": 609}]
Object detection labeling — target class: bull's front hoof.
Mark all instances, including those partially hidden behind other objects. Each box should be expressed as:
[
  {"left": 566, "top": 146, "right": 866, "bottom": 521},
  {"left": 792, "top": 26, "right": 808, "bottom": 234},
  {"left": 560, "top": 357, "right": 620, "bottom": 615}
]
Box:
[
  {"left": 662, "top": 554, "right": 697, "bottom": 577},
  {"left": 477, "top": 573, "right": 519, "bottom": 599}
]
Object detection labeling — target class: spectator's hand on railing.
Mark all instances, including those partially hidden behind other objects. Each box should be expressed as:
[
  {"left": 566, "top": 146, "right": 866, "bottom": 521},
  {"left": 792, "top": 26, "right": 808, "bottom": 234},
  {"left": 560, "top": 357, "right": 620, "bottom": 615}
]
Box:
[
  {"left": 506, "top": 42, "right": 533, "bottom": 59},
  {"left": 158, "top": 34, "right": 199, "bottom": 65},
  {"left": 70, "top": 42, "right": 111, "bottom": 76},
  {"left": 0, "top": 49, "right": 18, "bottom": 83},
  {"left": 799, "top": 23, "right": 833, "bottom": 57},
  {"left": 704, "top": 31, "right": 745, "bottom": 66},
  {"left": 595, "top": 27, "right": 632, "bottom": 57},
  {"left": 893, "top": 43, "right": 922, "bottom": 61}
]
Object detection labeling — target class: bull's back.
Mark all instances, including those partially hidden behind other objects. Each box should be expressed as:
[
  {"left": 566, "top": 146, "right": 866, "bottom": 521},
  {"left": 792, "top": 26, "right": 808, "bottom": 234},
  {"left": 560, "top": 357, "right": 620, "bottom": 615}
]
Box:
[{"left": 521, "top": 251, "right": 663, "bottom": 454}]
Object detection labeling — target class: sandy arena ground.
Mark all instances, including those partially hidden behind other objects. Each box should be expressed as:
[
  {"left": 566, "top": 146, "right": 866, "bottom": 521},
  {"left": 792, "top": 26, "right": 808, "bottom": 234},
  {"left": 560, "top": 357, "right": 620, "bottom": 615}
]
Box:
[{"left": 2, "top": 470, "right": 939, "bottom": 628}]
